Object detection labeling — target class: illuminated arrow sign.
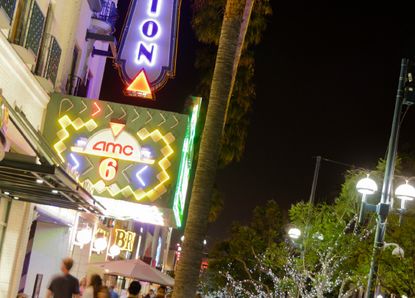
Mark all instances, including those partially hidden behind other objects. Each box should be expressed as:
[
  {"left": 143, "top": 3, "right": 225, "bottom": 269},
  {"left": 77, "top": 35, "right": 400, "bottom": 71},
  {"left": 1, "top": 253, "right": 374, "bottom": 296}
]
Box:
[{"left": 117, "top": 0, "right": 181, "bottom": 99}]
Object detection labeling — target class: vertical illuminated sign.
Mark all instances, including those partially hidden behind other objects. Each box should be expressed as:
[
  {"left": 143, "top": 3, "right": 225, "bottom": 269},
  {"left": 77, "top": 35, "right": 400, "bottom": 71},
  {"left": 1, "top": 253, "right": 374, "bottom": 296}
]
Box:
[
  {"left": 173, "top": 97, "right": 201, "bottom": 227},
  {"left": 117, "top": 0, "right": 181, "bottom": 99}
]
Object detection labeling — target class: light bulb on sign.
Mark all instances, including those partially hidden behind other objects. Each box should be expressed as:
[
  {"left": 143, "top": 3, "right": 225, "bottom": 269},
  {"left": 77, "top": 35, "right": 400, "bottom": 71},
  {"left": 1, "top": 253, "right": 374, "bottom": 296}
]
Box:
[
  {"left": 109, "top": 244, "right": 121, "bottom": 257},
  {"left": 93, "top": 237, "right": 108, "bottom": 253},
  {"left": 76, "top": 227, "right": 93, "bottom": 247}
]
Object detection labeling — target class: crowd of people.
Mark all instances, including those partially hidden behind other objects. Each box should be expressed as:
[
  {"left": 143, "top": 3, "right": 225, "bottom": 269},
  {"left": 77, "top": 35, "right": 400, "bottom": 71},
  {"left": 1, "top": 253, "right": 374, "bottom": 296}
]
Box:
[{"left": 36, "top": 257, "right": 172, "bottom": 298}]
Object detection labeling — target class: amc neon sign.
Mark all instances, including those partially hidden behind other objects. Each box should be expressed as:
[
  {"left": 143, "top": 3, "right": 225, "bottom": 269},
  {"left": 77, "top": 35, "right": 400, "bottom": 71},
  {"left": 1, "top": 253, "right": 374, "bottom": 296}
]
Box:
[{"left": 117, "top": 0, "right": 180, "bottom": 99}]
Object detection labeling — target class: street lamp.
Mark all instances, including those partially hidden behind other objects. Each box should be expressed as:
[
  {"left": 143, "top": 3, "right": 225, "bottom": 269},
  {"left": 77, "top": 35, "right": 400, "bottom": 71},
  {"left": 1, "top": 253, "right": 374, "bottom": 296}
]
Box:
[
  {"left": 395, "top": 181, "right": 415, "bottom": 209},
  {"left": 356, "top": 175, "right": 379, "bottom": 224},
  {"left": 356, "top": 176, "right": 378, "bottom": 195},
  {"left": 356, "top": 178, "right": 415, "bottom": 216},
  {"left": 355, "top": 56, "right": 414, "bottom": 298},
  {"left": 288, "top": 227, "right": 301, "bottom": 240}
]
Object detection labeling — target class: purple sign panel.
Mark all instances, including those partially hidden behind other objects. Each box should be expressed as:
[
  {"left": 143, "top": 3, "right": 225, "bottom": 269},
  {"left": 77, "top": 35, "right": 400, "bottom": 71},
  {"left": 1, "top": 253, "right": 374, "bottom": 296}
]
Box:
[{"left": 117, "top": 0, "right": 180, "bottom": 93}]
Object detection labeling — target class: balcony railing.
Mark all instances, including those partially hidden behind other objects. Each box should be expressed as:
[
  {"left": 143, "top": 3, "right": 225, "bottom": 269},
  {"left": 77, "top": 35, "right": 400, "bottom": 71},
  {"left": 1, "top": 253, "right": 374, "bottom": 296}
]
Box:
[
  {"left": 35, "top": 33, "right": 62, "bottom": 84},
  {"left": 92, "top": 0, "right": 118, "bottom": 32},
  {"left": 66, "top": 75, "right": 83, "bottom": 96},
  {"left": 0, "top": 0, "right": 17, "bottom": 22}
]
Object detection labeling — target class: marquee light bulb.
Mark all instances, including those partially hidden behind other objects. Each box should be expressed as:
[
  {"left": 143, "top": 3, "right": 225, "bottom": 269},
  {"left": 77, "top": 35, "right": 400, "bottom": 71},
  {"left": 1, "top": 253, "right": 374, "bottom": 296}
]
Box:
[
  {"left": 109, "top": 244, "right": 121, "bottom": 257},
  {"left": 76, "top": 227, "right": 92, "bottom": 246},
  {"left": 93, "top": 237, "right": 108, "bottom": 252}
]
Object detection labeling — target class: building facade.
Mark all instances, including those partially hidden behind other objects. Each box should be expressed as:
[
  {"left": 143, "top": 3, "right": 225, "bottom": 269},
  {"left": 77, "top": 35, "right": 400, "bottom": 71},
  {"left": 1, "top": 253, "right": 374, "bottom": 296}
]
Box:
[{"left": 0, "top": 0, "right": 119, "bottom": 296}]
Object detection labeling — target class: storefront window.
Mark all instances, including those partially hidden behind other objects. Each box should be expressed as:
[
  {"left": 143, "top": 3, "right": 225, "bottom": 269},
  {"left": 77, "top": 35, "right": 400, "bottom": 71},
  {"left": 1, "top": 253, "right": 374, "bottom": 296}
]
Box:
[{"left": 0, "top": 197, "right": 11, "bottom": 258}]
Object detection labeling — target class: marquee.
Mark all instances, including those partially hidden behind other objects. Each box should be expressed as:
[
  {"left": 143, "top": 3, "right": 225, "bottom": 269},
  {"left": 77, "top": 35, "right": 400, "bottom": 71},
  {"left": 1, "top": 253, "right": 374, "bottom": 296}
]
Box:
[{"left": 43, "top": 93, "right": 200, "bottom": 227}]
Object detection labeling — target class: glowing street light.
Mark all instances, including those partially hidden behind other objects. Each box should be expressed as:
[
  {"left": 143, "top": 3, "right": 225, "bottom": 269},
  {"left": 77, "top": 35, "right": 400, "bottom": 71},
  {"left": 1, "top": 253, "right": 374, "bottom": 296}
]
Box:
[
  {"left": 356, "top": 176, "right": 378, "bottom": 195},
  {"left": 288, "top": 228, "right": 301, "bottom": 240},
  {"left": 395, "top": 181, "right": 415, "bottom": 209}
]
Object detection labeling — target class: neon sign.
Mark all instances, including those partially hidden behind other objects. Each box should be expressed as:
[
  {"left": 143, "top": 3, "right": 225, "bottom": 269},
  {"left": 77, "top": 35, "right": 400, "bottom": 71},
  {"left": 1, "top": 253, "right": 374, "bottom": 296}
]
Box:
[
  {"left": 117, "top": 0, "right": 181, "bottom": 99},
  {"left": 114, "top": 229, "right": 136, "bottom": 252},
  {"left": 173, "top": 97, "right": 201, "bottom": 227},
  {"left": 43, "top": 94, "right": 199, "bottom": 228}
]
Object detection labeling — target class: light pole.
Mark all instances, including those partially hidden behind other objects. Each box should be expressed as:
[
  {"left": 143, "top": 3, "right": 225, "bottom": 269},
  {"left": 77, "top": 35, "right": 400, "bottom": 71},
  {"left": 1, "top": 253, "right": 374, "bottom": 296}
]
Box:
[
  {"left": 356, "top": 175, "right": 415, "bottom": 296},
  {"left": 356, "top": 175, "right": 415, "bottom": 297},
  {"left": 359, "top": 58, "right": 413, "bottom": 298}
]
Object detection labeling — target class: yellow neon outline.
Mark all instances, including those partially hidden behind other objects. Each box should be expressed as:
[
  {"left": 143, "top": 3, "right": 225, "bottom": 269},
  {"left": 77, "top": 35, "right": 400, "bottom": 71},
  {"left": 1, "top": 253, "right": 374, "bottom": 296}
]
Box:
[{"left": 54, "top": 115, "right": 98, "bottom": 162}]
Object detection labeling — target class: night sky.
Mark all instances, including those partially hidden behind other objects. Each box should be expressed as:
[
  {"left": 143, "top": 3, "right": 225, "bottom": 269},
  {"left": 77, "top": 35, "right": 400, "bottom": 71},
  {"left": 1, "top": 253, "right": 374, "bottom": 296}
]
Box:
[{"left": 101, "top": 1, "right": 415, "bottom": 243}]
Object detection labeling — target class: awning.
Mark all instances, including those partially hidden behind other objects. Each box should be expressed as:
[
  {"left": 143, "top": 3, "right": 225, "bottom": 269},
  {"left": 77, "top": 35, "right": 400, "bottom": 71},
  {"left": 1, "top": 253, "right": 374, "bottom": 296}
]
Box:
[
  {"left": 0, "top": 92, "right": 105, "bottom": 214},
  {"left": 0, "top": 153, "right": 104, "bottom": 213},
  {"left": 90, "top": 259, "right": 175, "bottom": 287}
]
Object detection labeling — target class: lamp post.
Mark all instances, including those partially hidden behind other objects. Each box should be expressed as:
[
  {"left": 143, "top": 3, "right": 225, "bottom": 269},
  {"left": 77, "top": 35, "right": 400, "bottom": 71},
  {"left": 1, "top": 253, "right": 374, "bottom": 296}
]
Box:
[
  {"left": 356, "top": 175, "right": 415, "bottom": 297},
  {"left": 355, "top": 58, "right": 415, "bottom": 298}
]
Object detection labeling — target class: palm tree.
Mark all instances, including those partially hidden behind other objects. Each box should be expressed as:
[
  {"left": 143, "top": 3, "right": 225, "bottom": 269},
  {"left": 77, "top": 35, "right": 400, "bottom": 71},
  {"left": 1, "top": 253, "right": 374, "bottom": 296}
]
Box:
[{"left": 172, "top": 0, "right": 255, "bottom": 296}]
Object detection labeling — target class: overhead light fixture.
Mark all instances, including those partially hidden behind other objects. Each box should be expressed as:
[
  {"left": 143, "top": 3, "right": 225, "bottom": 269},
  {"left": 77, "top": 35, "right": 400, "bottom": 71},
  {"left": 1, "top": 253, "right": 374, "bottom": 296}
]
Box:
[
  {"left": 109, "top": 244, "right": 121, "bottom": 257},
  {"left": 51, "top": 189, "right": 59, "bottom": 194},
  {"left": 93, "top": 237, "right": 108, "bottom": 253},
  {"left": 4, "top": 191, "right": 10, "bottom": 195},
  {"left": 75, "top": 226, "right": 93, "bottom": 247},
  {"left": 13, "top": 196, "right": 19, "bottom": 200},
  {"left": 36, "top": 179, "right": 44, "bottom": 184}
]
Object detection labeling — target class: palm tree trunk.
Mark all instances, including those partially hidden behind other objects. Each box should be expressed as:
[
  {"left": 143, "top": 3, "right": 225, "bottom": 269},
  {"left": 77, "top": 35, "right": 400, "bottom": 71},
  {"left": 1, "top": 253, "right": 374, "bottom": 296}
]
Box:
[{"left": 172, "top": 0, "right": 255, "bottom": 297}]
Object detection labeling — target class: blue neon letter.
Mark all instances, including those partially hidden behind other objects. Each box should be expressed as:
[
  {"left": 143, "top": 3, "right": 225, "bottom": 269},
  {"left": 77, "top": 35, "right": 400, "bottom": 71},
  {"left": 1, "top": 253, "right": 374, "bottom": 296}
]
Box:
[
  {"left": 138, "top": 43, "right": 155, "bottom": 64},
  {"left": 149, "top": 0, "right": 159, "bottom": 14},
  {"left": 142, "top": 20, "right": 159, "bottom": 39}
]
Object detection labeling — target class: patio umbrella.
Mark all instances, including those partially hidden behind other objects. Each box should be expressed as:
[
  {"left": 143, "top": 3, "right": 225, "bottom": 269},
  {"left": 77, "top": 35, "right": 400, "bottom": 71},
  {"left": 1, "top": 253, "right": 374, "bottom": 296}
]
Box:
[{"left": 90, "top": 259, "right": 174, "bottom": 287}]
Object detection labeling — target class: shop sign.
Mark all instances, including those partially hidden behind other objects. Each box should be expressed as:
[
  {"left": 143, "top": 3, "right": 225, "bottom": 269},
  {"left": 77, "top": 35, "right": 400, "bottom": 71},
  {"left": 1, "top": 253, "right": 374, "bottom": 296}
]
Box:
[
  {"left": 117, "top": 0, "right": 181, "bottom": 99},
  {"left": 114, "top": 229, "right": 136, "bottom": 252},
  {"left": 42, "top": 94, "right": 200, "bottom": 227}
]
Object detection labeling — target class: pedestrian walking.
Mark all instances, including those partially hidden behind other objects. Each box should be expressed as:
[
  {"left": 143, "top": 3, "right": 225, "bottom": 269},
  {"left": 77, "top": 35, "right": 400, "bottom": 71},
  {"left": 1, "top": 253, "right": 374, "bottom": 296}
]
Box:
[
  {"left": 155, "top": 286, "right": 166, "bottom": 298},
  {"left": 109, "top": 285, "right": 119, "bottom": 298},
  {"left": 46, "top": 257, "right": 80, "bottom": 298},
  {"left": 127, "top": 281, "right": 141, "bottom": 298},
  {"left": 82, "top": 274, "right": 105, "bottom": 298},
  {"left": 97, "top": 286, "right": 110, "bottom": 298},
  {"left": 143, "top": 289, "right": 154, "bottom": 298},
  {"left": 79, "top": 277, "right": 87, "bottom": 296}
]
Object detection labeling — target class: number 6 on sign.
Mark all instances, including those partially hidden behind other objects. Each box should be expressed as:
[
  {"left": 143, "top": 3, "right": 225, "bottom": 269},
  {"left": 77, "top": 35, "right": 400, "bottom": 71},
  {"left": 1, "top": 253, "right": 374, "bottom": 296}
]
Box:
[{"left": 99, "top": 158, "right": 118, "bottom": 181}]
